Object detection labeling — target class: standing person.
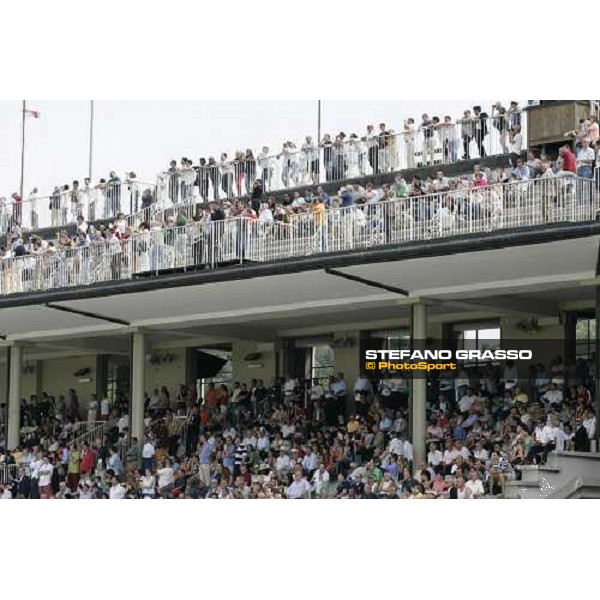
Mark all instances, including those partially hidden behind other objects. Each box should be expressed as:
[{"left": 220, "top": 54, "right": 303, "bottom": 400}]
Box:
[
  {"left": 459, "top": 109, "right": 475, "bottom": 160},
  {"left": 198, "top": 435, "right": 213, "bottom": 488},
  {"left": 473, "top": 105, "right": 488, "bottom": 158},
  {"left": 257, "top": 147, "right": 273, "bottom": 192},
  {"left": 107, "top": 171, "right": 122, "bottom": 216},
  {"left": 11, "top": 193, "right": 22, "bottom": 229},
  {"left": 577, "top": 139, "right": 595, "bottom": 179},
  {"left": 167, "top": 160, "right": 180, "bottom": 204},
  {"left": 420, "top": 114, "right": 436, "bottom": 166},
  {"left": 141, "top": 436, "right": 155, "bottom": 473},
  {"left": 87, "top": 394, "right": 99, "bottom": 422},
  {"left": 197, "top": 158, "right": 210, "bottom": 201},
  {"left": 492, "top": 103, "right": 510, "bottom": 154},
  {"left": 438, "top": 116, "right": 457, "bottom": 163},
  {"left": 100, "top": 396, "right": 110, "bottom": 422},
  {"left": 234, "top": 151, "right": 246, "bottom": 198},
  {"left": 140, "top": 469, "right": 156, "bottom": 498},
  {"left": 245, "top": 149, "right": 256, "bottom": 195},
  {"left": 67, "top": 444, "right": 80, "bottom": 490},
  {"left": 378, "top": 123, "right": 390, "bottom": 173},
  {"left": 27, "top": 188, "right": 39, "bottom": 230},
  {"left": 403, "top": 118, "right": 416, "bottom": 168},
  {"left": 207, "top": 157, "right": 220, "bottom": 200},
  {"left": 38, "top": 456, "right": 54, "bottom": 499},
  {"left": 322, "top": 134, "right": 334, "bottom": 181},
  {"left": 126, "top": 437, "right": 140, "bottom": 475},
  {"left": 302, "top": 136, "right": 319, "bottom": 185},
  {"left": 80, "top": 442, "right": 96, "bottom": 477},
  {"left": 220, "top": 153, "right": 234, "bottom": 197}
]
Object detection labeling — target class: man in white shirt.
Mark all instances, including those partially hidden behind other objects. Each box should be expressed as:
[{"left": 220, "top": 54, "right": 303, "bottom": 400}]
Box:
[
  {"left": 576, "top": 139, "right": 595, "bottom": 179},
  {"left": 427, "top": 442, "right": 443, "bottom": 467},
  {"left": 583, "top": 410, "right": 596, "bottom": 440},
  {"left": 464, "top": 470, "right": 485, "bottom": 499},
  {"left": 109, "top": 477, "right": 127, "bottom": 499},
  {"left": 156, "top": 461, "right": 175, "bottom": 495},
  {"left": 541, "top": 383, "right": 563, "bottom": 409},
  {"left": 301, "top": 449, "right": 319, "bottom": 475},
  {"left": 388, "top": 433, "right": 404, "bottom": 457},
  {"left": 311, "top": 464, "right": 330, "bottom": 497},
  {"left": 38, "top": 456, "right": 54, "bottom": 499},
  {"left": 287, "top": 472, "right": 311, "bottom": 499},
  {"left": 141, "top": 437, "right": 155, "bottom": 472},
  {"left": 276, "top": 451, "right": 291, "bottom": 477},
  {"left": 100, "top": 397, "right": 110, "bottom": 421}
]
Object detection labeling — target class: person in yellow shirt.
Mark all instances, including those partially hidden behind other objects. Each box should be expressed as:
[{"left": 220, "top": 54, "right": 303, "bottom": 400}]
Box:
[
  {"left": 514, "top": 387, "right": 528, "bottom": 406},
  {"left": 310, "top": 198, "right": 327, "bottom": 251},
  {"left": 347, "top": 416, "right": 360, "bottom": 435}
]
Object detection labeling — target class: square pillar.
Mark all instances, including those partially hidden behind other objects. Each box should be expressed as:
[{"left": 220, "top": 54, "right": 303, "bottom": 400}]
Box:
[
  {"left": 131, "top": 330, "right": 146, "bottom": 444},
  {"left": 411, "top": 304, "right": 427, "bottom": 467},
  {"left": 7, "top": 343, "right": 23, "bottom": 450}
]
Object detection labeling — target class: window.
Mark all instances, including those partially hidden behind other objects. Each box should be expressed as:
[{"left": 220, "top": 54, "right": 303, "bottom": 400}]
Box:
[
  {"left": 455, "top": 325, "right": 501, "bottom": 366},
  {"left": 370, "top": 329, "right": 411, "bottom": 351},
  {"left": 311, "top": 345, "right": 335, "bottom": 382},
  {"left": 576, "top": 318, "right": 596, "bottom": 360}
]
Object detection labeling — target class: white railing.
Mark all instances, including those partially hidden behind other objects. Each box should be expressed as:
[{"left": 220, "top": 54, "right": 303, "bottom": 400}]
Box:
[
  {"left": 0, "top": 113, "right": 526, "bottom": 237},
  {"left": 67, "top": 421, "right": 106, "bottom": 445},
  {"left": 1, "top": 181, "right": 157, "bottom": 234},
  {"left": 0, "top": 174, "right": 595, "bottom": 297},
  {"left": 153, "top": 113, "right": 528, "bottom": 206},
  {"left": 244, "top": 175, "right": 595, "bottom": 260}
]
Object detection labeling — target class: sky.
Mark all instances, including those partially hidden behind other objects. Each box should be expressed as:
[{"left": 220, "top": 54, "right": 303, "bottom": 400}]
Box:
[{"left": 0, "top": 100, "right": 511, "bottom": 198}]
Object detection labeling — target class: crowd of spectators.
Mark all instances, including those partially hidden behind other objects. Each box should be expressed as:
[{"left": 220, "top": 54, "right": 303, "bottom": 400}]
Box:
[
  {"left": 1, "top": 102, "right": 528, "bottom": 239},
  {"left": 1, "top": 150, "right": 596, "bottom": 296},
  {"left": 0, "top": 354, "right": 596, "bottom": 499}
]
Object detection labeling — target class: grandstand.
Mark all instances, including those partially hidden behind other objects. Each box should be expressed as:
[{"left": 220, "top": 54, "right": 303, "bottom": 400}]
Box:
[{"left": 0, "top": 99, "right": 599, "bottom": 499}]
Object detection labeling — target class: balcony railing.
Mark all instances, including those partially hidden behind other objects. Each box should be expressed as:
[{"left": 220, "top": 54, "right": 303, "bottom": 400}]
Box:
[
  {"left": 1, "top": 114, "right": 527, "bottom": 237},
  {"left": 1, "top": 181, "right": 156, "bottom": 234},
  {"left": 153, "top": 114, "right": 528, "bottom": 206},
  {"left": 0, "top": 174, "right": 593, "bottom": 298}
]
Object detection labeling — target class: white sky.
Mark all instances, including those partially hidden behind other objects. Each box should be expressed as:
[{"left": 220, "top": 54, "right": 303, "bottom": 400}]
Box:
[{"left": 0, "top": 100, "right": 512, "bottom": 198}]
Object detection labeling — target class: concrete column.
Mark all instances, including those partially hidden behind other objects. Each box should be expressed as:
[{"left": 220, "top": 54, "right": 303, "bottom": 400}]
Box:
[
  {"left": 131, "top": 330, "right": 146, "bottom": 444},
  {"left": 7, "top": 344, "right": 23, "bottom": 450},
  {"left": 412, "top": 303, "right": 427, "bottom": 467}
]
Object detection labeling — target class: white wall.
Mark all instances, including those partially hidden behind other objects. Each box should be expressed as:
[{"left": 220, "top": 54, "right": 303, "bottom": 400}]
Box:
[
  {"left": 232, "top": 341, "right": 276, "bottom": 384},
  {"left": 144, "top": 349, "right": 187, "bottom": 398}
]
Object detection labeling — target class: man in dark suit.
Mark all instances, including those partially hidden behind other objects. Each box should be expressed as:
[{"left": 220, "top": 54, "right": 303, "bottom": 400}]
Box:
[
  {"left": 473, "top": 105, "right": 489, "bottom": 157},
  {"left": 14, "top": 468, "right": 31, "bottom": 499}
]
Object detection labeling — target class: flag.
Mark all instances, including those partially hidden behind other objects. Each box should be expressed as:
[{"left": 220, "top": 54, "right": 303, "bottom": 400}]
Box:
[{"left": 24, "top": 109, "right": 41, "bottom": 119}]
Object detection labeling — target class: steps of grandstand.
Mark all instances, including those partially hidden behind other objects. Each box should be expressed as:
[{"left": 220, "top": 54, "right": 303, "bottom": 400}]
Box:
[{"left": 503, "top": 452, "right": 600, "bottom": 499}]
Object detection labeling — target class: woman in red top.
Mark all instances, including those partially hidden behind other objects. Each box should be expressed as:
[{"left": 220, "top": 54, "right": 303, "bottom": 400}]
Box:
[{"left": 80, "top": 443, "right": 96, "bottom": 475}]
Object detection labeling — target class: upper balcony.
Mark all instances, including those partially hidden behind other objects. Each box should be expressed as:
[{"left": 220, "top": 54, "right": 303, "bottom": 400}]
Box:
[{"left": 1, "top": 111, "right": 528, "bottom": 238}]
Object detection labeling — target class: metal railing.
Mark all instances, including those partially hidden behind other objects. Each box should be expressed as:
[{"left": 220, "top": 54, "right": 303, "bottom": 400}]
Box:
[
  {"left": 0, "top": 174, "right": 594, "bottom": 297},
  {"left": 1, "top": 181, "right": 156, "bottom": 234},
  {"left": 152, "top": 113, "right": 528, "bottom": 206},
  {"left": 1, "top": 112, "right": 527, "bottom": 237},
  {"left": 0, "top": 464, "right": 18, "bottom": 485},
  {"left": 0, "top": 218, "right": 244, "bottom": 295},
  {"left": 67, "top": 421, "right": 107, "bottom": 447},
  {"left": 245, "top": 175, "right": 595, "bottom": 261}
]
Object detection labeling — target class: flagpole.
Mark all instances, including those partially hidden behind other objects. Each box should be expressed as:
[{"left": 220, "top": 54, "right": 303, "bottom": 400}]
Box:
[
  {"left": 88, "top": 100, "right": 94, "bottom": 180},
  {"left": 19, "top": 100, "right": 26, "bottom": 199}
]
